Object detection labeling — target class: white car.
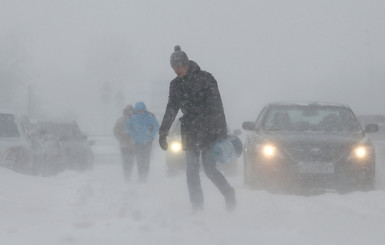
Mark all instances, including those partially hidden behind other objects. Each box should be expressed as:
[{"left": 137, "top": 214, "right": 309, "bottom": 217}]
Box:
[
  {"left": 0, "top": 110, "right": 41, "bottom": 174},
  {"left": 35, "top": 121, "right": 94, "bottom": 172}
]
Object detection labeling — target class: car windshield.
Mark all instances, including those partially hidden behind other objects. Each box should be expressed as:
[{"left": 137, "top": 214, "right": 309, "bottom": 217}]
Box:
[
  {"left": 0, "top": 113, "right": 20, "bottom": 137},
  {"left": 262, "top": 104, "right": 361, "bottom": 132}
]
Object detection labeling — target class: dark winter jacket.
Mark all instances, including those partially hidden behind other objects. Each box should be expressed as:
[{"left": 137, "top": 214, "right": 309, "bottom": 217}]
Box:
[
  {"left": 126, "top": 102, "right": 159, "bottom": 144},
  {"left": 159, "top": 60, "right": 227, "bottom": 150}
]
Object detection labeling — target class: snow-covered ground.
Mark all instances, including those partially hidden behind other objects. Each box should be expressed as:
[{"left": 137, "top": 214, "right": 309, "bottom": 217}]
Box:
[{"left": 1, "top": 136, "right": 385, "bottom": 245}]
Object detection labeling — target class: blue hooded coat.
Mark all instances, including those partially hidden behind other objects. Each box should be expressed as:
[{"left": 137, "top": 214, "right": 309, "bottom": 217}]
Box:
[{"left": 126, "top": 102, "right": 159, "bottom": 144}]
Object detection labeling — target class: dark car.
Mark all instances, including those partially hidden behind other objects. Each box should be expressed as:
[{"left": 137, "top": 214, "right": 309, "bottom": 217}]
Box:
[
  {"left": 35, "top": 121, "right": 94, "bottom": 172},
  {"left": 242, "top": 102, "right": 378, "bottom": 193}
]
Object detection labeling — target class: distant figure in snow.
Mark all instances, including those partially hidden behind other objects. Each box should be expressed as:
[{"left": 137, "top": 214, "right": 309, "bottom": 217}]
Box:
[
  {"left": 125, "top": 102, "right": 159, "bottom": 182},
  {"left": 113, "top": 104, "right": 135, "bottom": 181},
  {"left": 158, "top": 45, "right": 236, "bottom": 212}
]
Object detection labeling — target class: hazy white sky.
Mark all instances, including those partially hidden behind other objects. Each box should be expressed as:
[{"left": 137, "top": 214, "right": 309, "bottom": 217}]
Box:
[{"left": 1, "top": 0, "right": 384, "bottom": 133}]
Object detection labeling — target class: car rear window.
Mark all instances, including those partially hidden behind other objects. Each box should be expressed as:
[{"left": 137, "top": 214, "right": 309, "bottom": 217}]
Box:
[
  {"left": 37, "top": 122, "right": 84, "bottom": 140},
  {"left": 0, "top": 113, "right": 20, "bottom": 137}
]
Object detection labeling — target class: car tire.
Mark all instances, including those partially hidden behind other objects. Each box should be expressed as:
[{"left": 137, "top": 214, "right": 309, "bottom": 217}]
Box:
[{"left": 3, "top": 148, "right": 31, "bottom": 174}]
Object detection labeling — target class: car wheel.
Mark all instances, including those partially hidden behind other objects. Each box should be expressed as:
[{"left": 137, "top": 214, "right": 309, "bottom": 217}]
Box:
[{"left": 3, "top": 148, "right": 31, "bottom": 173}]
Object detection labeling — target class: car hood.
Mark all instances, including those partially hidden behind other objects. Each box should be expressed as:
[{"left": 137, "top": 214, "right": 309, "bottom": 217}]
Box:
[
  {"left": 262, "top": 131, "right": 365, "bottom": 146},
  {"left": 260, "top": 131, "right": 369, "bottom": 162}
]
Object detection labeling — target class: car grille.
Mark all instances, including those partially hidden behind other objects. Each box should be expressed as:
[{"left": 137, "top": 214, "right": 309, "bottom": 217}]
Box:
[{"left": 285, "top": 145, "right": 346, "bottom": 163}]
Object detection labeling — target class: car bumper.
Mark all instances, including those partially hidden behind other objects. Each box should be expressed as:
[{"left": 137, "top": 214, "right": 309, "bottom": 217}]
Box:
[{"left": 250, "top": 158, "right": 374, "bottom": 191}]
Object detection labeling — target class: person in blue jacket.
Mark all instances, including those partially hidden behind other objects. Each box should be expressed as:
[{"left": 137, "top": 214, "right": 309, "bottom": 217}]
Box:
[{"left": 126, "top": 101, "right": 159, "bottom": 182}]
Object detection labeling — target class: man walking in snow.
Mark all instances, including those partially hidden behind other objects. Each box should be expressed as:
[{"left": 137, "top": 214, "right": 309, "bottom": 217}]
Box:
[
  {"left": 113, "top": 104, "right": 135, "bottom": 181},
  {"left": 159, "top": 45, "right": 236, "bottom": 212},
  {"left": 126, "top": 102, "right": 159, "bottom": 182}
]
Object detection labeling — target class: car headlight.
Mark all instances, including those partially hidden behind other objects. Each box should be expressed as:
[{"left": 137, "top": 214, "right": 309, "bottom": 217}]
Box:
[
  {"left": 348, "top": 145, "right": 371, "bottom": 161},
  {"left": 256, "top": 144, "right": 281, "bottom": 159},
  {"left": 354, "top": 146, "right": 367, "bottom": 158},
  {"left": 170, "top": 141, "right": 182, "bottom": 153},
  {"left": 262, "top": 145, "right": 277, "bottom": 157}
]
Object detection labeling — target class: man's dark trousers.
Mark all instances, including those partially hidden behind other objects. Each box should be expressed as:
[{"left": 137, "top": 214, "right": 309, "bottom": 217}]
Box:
[{"left": 185, "top": 148, "right": 233, "bottom": 209}]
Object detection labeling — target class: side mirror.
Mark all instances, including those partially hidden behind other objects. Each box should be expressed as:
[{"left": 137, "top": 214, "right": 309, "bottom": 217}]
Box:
[
  {"left": 364, "top": 123, "right": 379, "bottom": 133},
  {"left": 242, "top": 121, "right": 256, "bottom": 131}
]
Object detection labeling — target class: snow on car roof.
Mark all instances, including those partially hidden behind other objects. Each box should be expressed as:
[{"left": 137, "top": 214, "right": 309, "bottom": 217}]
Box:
[{"left": 267, "top": 101, "right": 350, "bottom": 108}]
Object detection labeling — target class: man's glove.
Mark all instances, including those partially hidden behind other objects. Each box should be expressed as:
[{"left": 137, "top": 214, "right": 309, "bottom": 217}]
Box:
[{"left": 159, "top": 134, "right": 168, "bottom": 151}]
